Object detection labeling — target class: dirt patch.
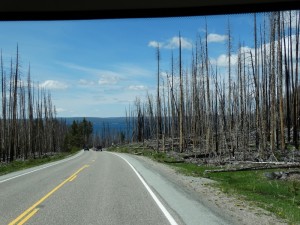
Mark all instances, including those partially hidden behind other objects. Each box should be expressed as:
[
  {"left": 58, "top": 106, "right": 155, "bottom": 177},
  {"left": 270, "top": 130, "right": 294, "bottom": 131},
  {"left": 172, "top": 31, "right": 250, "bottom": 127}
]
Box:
[{"left": 133, "top": 155, "right": 288, "bottom": 225}]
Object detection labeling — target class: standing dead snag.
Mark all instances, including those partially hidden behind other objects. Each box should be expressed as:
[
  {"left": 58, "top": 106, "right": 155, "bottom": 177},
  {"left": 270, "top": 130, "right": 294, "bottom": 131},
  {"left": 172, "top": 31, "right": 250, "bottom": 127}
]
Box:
[
  {"left": 293, "top": 11, "right": 300, "bottom": 150},
  {"left": 253, "top": 13, "right": 261, "bottom": 154},
  {"left": 156, "top": 44, "right": 162, "bottom": 151},
  {"left": 270, "top": 12, "right": 277, "bottom": 157},
  {"left": 179, "top": 33, "right": 184, "bottom": 153},
  {"left": 204, "top": 20, "right": 212, "bottom": 156},
  {"left": 10, "top": 45, "right": 19, "bottom": 162},
  {"left": 1, "top": 50, "right": 7, "bottom": 161},
  {"left": 277, "top": 12, "right": 286, "bottom": 152},
  {"left": 125, "top": 12, "right": 300, "bottom": 162},
  {"left": 227, "top": 18, "right": 233, "bottom": 157}
]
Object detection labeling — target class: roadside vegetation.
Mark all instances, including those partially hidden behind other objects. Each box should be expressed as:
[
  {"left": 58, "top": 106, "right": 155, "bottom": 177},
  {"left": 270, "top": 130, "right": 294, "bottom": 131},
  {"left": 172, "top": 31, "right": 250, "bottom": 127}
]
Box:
[
  {"left": 108, "top": 144, "right": 300, "bottom": 224},
  {"left": 0, "top": 147, "right": 80, "bottom": 176},
  {"left": 0, "top": 116, "right": 93, "bottom": 174}
]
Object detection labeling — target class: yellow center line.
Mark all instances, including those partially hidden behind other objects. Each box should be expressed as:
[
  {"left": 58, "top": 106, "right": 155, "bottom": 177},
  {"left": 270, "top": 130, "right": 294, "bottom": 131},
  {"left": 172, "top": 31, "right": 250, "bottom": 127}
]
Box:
[
  {"left": 17, "top": 208, "right": 39, "bottom": 225},
  {"left": 69, "top": 175, "right": 77, "bottom": 182},
  {"left": 9, "top": 165, "right": 89, "bottom": 225}
]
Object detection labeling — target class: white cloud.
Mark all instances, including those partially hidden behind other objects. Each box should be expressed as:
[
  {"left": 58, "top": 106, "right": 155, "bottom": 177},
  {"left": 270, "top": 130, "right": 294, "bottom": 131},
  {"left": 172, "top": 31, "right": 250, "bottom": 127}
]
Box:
[
  {"left": 198, "top": 28, "right": 206, "bottom": 33},
  {"left": 98, "top": 74, "right": 120, "bottom": 85},
  {"left": 127, "top": 85, "right": 147, "bottom": 91},
  {"left": 240, "top": 46, "right": 254, "bottom": 54},
  {"left": 39, "top": 80, "right": 68, "bottom": 90},
  {"left": 165, "top": 36, "right": 193, "bottom": 49},
  {"left": 212, "top": 54, "right": 238, "bottom": 67},
  {"left": 207, "top": 33, "right": 228, "bottom": 43},
  {"left": 148, "top": 41, "right": 161, "bottom": 48},
  {"left": 148, "top": 36, "right": 193, "bottom": 50}
]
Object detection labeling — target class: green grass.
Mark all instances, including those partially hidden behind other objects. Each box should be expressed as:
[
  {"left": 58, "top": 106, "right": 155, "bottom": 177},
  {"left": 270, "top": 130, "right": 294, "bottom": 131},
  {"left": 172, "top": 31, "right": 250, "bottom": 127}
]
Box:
[
  {"left": 207, "top": 170, "right": 300, "bottom": 224},
  {"left": 0, "top": 148, "right": 80, "bottom": 176},
  {"left": 169, "top": 162, "right": 216, "bottom": 176},
  {"left": 108, "top": 144, "right": 300, "bottom": 224}
]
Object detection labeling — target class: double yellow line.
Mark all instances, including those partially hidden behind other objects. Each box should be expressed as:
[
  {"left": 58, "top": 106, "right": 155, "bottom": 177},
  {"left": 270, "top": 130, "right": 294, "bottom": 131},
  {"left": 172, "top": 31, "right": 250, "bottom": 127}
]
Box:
[{"left": 9, "top": 165, "right": 89, "bottom": 225}]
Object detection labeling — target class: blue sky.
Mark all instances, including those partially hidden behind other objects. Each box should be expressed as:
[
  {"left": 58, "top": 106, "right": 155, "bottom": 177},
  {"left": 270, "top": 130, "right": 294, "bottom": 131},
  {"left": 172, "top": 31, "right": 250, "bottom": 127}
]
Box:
[{"left": 0, "top": 14, "right": 255, "bottom": 117}]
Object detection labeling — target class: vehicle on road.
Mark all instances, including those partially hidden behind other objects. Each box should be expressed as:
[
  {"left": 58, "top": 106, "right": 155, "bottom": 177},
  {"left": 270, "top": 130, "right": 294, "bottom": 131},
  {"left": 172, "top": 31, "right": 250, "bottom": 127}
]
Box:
[
  {"left": 95, "top": 145, "right": 102, "bottom": 151},
  {"left": 84, "top": 146, "right": 89, "bottom": 151}
]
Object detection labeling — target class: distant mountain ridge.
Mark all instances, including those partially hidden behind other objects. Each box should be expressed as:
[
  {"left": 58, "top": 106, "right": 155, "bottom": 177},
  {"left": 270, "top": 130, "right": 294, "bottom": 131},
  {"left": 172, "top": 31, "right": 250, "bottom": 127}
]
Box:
[{"left": 59, "top": 117, "right": 128, "bottom": 134}]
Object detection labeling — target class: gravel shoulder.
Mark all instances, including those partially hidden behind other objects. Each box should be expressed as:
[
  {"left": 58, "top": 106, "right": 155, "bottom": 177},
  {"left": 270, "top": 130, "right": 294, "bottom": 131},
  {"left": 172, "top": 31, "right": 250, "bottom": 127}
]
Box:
[{"left": 131, "top": 154, "right": 288, "bottom": 225}]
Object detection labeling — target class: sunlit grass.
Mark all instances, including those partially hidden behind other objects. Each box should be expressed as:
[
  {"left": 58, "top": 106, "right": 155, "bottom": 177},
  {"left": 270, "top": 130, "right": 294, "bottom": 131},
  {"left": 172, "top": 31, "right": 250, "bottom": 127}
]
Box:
[{"left": 206, "top": 169, "right": 300, "bottom": 224}]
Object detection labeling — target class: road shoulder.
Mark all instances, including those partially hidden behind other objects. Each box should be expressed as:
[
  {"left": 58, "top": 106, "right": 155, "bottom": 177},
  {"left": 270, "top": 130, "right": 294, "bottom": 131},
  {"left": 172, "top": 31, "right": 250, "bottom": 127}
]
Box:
[{"left": 125, "top": 154, "right": 287, "bottom": 225}]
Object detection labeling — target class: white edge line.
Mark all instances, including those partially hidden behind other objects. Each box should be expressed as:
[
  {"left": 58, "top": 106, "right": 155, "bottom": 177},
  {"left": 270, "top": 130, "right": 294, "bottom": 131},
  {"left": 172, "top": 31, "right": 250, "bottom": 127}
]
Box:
[
  {"left": 0, "top": 150, "right": 83, "bottom": 184},
  {"left": 111, "top": 152, "right": 178, "bottom": 225}
]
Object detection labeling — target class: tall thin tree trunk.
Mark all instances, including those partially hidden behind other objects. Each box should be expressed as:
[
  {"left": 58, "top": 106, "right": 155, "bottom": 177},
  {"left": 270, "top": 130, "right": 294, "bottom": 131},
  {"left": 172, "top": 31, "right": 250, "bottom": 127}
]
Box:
[
  {"left": 179, "top": 33, "right": 184, "bottom": 153},
  {"left": 277, "top": 12, "right": 285, "bottom": 152},
  {"left": 270, "top": 13, "right": 277, "bottom": 157},
  {"left": 156, "top": 45, "right": 161, "bottom": 151}
]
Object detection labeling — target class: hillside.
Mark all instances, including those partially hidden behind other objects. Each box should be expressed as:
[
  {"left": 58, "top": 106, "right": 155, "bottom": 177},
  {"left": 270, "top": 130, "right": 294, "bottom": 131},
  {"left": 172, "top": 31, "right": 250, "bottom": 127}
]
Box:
[{"left": 60, "top": 117, "right": 127, "bottom": 134}]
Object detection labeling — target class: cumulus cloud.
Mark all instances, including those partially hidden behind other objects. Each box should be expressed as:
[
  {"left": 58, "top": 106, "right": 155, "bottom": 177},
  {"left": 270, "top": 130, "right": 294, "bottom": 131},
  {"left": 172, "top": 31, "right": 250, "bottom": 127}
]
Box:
[
  {"left": 165, "top": 36, "right": 193, "bottom": 49},
  {"left": 39, "top": 80, "right": 68, "bottom": 90},
  {"left": 207, "top": 33, "right": 228, "bottom": 43},
  {"left": 148, "top": 36, "right": 193, "bottom": 50},
  {"left": 148, "top": 41, "right": 161, "bottom": 48},
  {"left": 211, "top": 54, "right": 238, "bottom": 67}
]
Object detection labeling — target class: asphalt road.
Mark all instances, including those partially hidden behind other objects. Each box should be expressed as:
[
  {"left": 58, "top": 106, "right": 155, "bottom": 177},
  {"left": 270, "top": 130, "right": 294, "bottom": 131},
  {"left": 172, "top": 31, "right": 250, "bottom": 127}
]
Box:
[{"left": 0, "top": 150, "right": 232, "bottom": 225}]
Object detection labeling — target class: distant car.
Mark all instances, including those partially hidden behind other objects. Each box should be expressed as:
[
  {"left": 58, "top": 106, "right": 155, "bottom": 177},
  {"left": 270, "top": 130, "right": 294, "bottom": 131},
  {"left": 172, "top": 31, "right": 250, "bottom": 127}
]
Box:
[
  {"left": 84, "top": 146, "right": 89, "bottom": 151},
  {"left": 95, "top": 145, "right": 102, "bottom": 151}
]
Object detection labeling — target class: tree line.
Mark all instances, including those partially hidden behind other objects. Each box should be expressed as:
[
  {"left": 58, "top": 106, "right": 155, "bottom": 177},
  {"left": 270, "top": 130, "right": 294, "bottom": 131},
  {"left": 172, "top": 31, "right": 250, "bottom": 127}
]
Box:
[
  {"left": 65, "top": 118, "right": 93, "bottom": 148},
  {"left": 125, "top": 11, "right": 300, "bottom": 162}
]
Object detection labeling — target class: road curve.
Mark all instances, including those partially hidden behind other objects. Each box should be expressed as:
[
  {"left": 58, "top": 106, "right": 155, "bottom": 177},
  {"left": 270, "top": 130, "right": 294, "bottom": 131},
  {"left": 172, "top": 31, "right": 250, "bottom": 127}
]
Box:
[
  {"left": 0, "top": 150, "right": 233, "bottom": 225},
  {"left": 0, "top": 150, "right": 175, "bottom": 225}
]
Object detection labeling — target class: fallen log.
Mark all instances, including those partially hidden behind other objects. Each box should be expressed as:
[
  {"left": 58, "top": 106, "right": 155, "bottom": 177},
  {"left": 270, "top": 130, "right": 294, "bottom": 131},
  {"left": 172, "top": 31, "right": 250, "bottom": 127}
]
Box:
[
  {"left": 204, "top": 163, "right": 300, "bottom": 174},
  {"left": 183, "top": 153, "right": 210, "bottom": 159},
  {"left": 163, "top": 160, "right": 185, "bottom": 163},
  {"left": 133, "top": 152, "right": 143, "bottom": 155},
  {"left": 231, "top": 161, "right": 299, "bottom": 165},
  {"left": 264, "top": 170, "right": 300, "bottom": 180}
]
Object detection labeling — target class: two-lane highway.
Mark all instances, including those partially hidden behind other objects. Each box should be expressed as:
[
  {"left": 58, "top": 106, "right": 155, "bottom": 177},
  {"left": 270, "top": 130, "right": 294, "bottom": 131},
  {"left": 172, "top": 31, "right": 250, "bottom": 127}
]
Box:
[
  {"left": 0, "top": 151, "right": 176, "bottom": 225},
  {"left": 0, "top": 150, "right": 233, "bottom": 225}
]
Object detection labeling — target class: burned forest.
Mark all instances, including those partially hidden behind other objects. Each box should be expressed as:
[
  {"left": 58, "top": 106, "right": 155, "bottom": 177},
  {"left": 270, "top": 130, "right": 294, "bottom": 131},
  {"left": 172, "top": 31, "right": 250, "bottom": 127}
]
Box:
[
  {"left": 0, "top": 47, "right": 70, "bottom": 162},
  {"left": 125, "top": 11, "right": 300, "bottom": 164}
]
